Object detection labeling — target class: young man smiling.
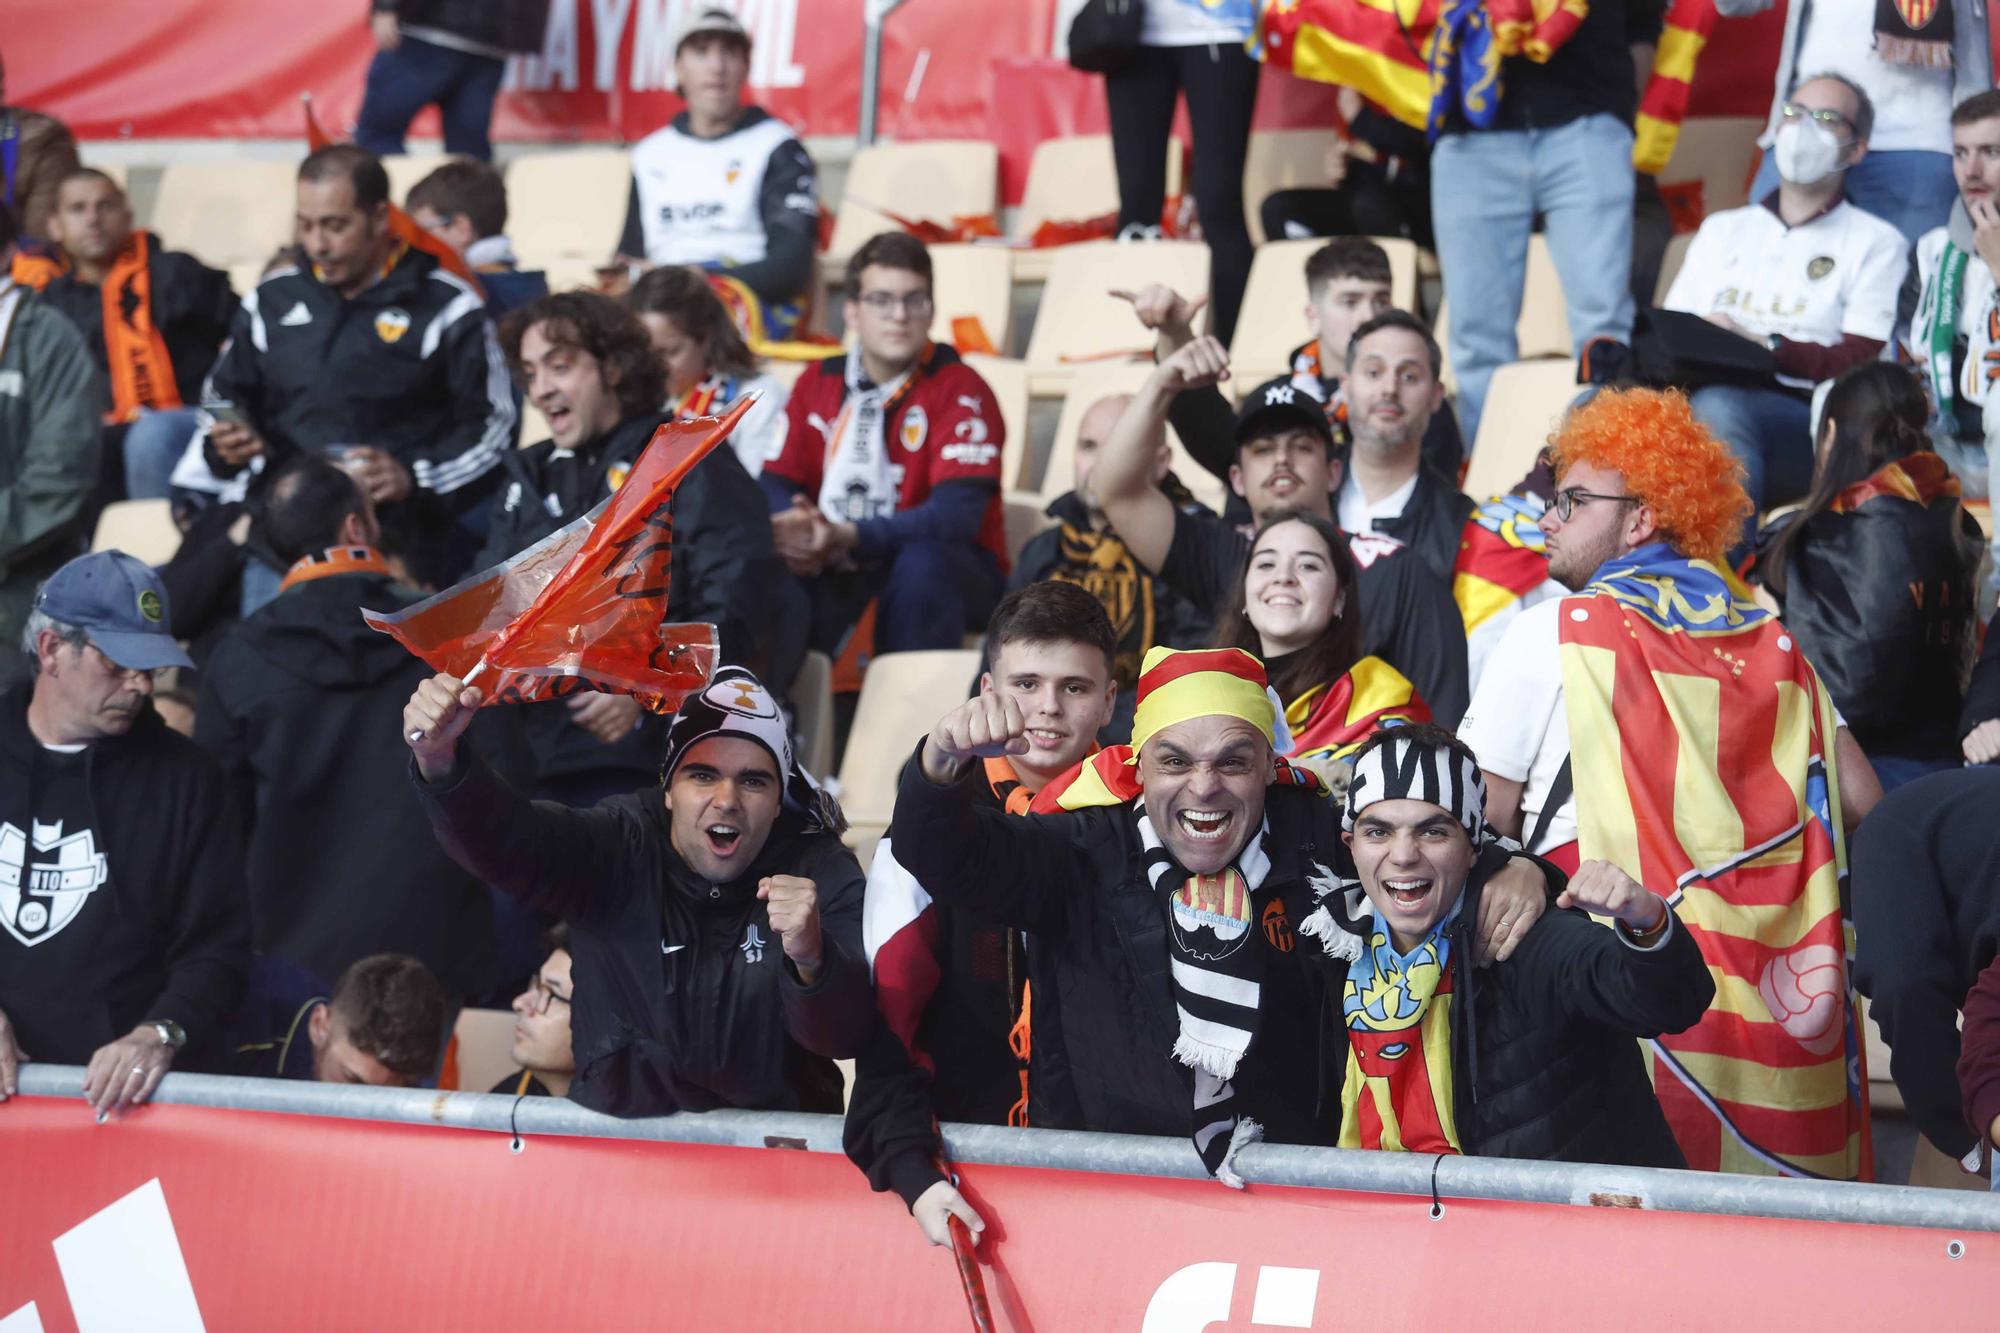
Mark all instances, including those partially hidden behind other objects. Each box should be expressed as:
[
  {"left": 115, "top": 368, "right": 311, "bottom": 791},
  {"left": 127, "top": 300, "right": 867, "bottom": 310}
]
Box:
[
  {"left": 406, "top": 666, "right": 870, "bottom": 1117},
  {"left": 1304, "top": 724, "right": 1711, "bottom": 1166},
  {"left": 847, "top": 582, "right": 1118, "bottom": 1245}
]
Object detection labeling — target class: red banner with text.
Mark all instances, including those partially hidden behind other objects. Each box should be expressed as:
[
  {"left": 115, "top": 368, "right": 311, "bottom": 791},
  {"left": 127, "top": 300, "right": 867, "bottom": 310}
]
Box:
[{"left": 1, "top": 1096, "right": 1993, "bottom": 1331}]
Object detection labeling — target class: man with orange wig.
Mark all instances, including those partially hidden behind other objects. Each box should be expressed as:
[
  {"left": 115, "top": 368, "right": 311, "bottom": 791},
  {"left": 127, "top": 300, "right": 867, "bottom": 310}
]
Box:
[{"left": 1459, "top": 387, "right": 1881, "bottom": 1180}]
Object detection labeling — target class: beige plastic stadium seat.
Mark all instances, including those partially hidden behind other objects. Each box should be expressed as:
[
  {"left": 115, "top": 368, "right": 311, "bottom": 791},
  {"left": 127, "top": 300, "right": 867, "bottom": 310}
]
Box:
[
  {"left": 1023, "top": 239, "right": 1210, "bottom": 397},
  {"left": 1658, "top": 116, "right": 1763, "bottom": 217},
  {"left": 1230, "top": 237, "right": 1420, "bottom": 384},
  {"left": 384, "top": 153, "right": 456, "bottom": 206},
  {"left": 1003, "top": 494, "right": 1055, "bottom": 566},
  {"left": 826, "top": 140, "right": 999, "bottom": 269},
  {"left": 1013, "top": 135, "right": 1183, "bottom": 283},
  {"left": 448, "top": 1008, "right": 519, "bottom": 1094},
  {"left": 1463, "top": 359, "right": 1578, "bottom": 501},
  {"left": 837, "top": 649, "right": 981, "bottom": 849},
  {"left": 151, "top": 161, "right": 300, "bottom": 269},
  {"left": 507, "top": 149, "right": 631, "bottom": 268},
  {"left": 791, "top": 650, "right": 836, "bottom": 781},
  {"left": 92, "top": 500, "right": 181, "bottom": 567},
  {"left": 928, "top": 243, "right": 1015, "bottom": 354},
  {"left": 228, "top": 260, "right": 273, "bottom": 298},
  {"left": 1436, "top": 234, "right": 1570, "bottom": 393},
  {"left": 1242, "top": 129, "right": 1342, "bottom": 245},
  {"left": 961, "top": 353, "right": 1030, "bottom": 490},
  {"left": 758, "top": 357, "right": 814, "bottom": 392},
  {"left": 538, "top": 257, "right": 604, "bottom": 295},
  {"left": 1034, "top": 361, "right": 1226, "bottom": 516}
]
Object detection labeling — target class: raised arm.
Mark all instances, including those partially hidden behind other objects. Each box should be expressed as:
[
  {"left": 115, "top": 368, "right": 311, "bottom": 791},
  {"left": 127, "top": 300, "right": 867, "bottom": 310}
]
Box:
[{"left": 1098, "top": 338, "right": 1233, "bottom": 573}]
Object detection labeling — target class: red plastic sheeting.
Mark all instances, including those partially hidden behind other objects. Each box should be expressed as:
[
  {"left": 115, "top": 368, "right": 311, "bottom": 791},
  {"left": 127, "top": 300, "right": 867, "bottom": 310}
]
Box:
[{"left": 1, "top": 1095, "right": 1993, "bottom": 1331}]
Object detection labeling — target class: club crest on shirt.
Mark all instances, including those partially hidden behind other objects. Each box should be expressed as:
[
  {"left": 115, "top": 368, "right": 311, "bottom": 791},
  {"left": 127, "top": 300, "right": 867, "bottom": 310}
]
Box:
[
  {"left": 0, "top": 820, "right": 109, "bottom": 948},
  {"left": 1806, "top": 256, "right": 1835, "bottom": 281},
  {"left": 375, "top": 308, "right": 412, "bottom": 343},
  {"left": 900, "top": 405, "right": 929, "bottom": 452}
]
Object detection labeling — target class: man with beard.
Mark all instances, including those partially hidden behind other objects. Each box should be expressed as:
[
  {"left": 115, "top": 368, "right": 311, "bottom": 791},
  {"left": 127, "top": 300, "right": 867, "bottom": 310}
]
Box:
[{"left": 887, "top": 645, "right": 1550, "bottom": 1185}]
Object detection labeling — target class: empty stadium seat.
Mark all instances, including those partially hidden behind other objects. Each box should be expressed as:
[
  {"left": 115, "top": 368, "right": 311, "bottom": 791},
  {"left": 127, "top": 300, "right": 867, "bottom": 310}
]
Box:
[
  {"left": 1004, "top": 493, "right": 1056, "bottom": 566},
  {"left": 792, "top": 650, "right": 836, "bottom": 781},
  {"left": 1022, "top": 239, "right": 1210, "bottom": 397},
  {"left": 151, "top": 160, "right": 300, "bottom": 269},
  {"left": 92, "top": 499, "right": 181, "bottom": 567},
  {"left": 929, "top": 243, "right": 1015, "bottom": 354},
  {"left": 1658, "top": 117, "right": 1764, "bottom": 218},
  {"left": 1013, "top": 135, "right": 1183, "bottom": 283},
  {"left": 825, "top": 140, "right": 999, "bottom": 268},
  {"left": 1230, "top": 237, "right": 1420, "bottom": 384},
  {"left": 961, "top": 353, "right": 1030, "bottom": 489},
  {"left": 539, "top": 257, "right": 605, "bottom": 296},
  {"left": 1463, "top": 359, "right": 1578, "bottom": 500},
  {"left": 1033, "top": 361, "right": 1227, "bottom": 516},
  {"left": 1242, "top": 129, "right": 1342, "bottom": 245},
  {"left": 837, "top": 648, "right": 981, "bottom": 848},
  {"left": 1435, "top": 234, "right": 1570, "bottom": 393},
  {"left": 227, "top": 260, "right": 272, "bottom": 298},
  {"left": 507, "top": 149, "right": 631, "bottom": 268},
  {"left": 384, "top": 153, "right": 456, "bottom": 206}
]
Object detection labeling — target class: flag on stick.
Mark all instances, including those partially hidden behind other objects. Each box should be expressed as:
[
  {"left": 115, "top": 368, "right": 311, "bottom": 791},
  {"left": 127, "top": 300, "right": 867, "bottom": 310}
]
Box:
[{"left": 366, "top": 403, "right": 752, "bottom": 714}]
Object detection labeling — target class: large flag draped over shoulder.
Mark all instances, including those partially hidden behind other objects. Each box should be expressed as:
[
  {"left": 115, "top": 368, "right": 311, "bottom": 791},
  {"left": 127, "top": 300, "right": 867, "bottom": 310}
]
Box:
[
  {"left": 1453, "top": 489, "right": 1564, "bottom": 687},
  {"left": 1558, "top": 544, "right": 1869, "bottom": 1181},
  {"left": 1286, "top": 656, "right": 1429, "bottom": 767},
  {"left": 364, "top": 406, "right": 750, "bottom": 713}
]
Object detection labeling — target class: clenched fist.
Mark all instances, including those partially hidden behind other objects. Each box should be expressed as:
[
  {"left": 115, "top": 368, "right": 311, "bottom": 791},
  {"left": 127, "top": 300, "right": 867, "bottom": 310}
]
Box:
[
  {"left": 404, "top": 673, "right": 484, "bottom": 783},
  {"left": 757, "top": 875, "right": 823, "bottom": 981},
  {"left": 1151, "top": 335, "right": 1231, "bottom": 395},
  {"left": 921, "top": 693, "right": 1029, "bottom": 785},
  {"left": 1557, "top": 860, "right": 1669, "bottom": 935}
]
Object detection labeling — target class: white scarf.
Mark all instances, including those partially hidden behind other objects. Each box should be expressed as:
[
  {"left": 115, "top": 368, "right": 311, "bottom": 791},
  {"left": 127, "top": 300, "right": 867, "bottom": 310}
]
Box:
[{"left": 818, "top": 353, "right": 917, "bottom": 525}]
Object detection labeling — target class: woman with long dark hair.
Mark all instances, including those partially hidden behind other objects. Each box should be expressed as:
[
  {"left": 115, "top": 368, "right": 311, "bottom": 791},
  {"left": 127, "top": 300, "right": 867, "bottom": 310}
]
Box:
[
  {"left": 1214, "top": 508, "right": 1427, "bottom": 783},
  {"left": 625, "top": 265, "right": 789, "bottom": 474},
  {"left": 1756, "top": 361, "right": 1982, "bottom": 788}
]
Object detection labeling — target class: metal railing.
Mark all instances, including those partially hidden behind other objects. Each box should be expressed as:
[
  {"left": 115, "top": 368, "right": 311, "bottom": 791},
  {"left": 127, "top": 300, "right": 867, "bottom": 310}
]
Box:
[
  {"left": 21, "top": 1066, "right": 2000, "bottom": 1234},
  {"left": 858, "top": 0, "right": 914, "bottom": 146}
]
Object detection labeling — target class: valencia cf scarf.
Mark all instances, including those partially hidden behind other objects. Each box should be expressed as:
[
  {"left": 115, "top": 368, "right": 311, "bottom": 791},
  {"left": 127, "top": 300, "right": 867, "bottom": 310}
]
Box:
[
  {"left": 818, "top": 345, "right": 947, "bottom": 526},
  {"left": 674, "top": 374, "right": 728, "bottom": 422},
  {"left": 1875, "top": 0, "right": 1954, "bottom": 69},
  {"left": 101, "top": 230, "right": 182, "bottom": 422}
]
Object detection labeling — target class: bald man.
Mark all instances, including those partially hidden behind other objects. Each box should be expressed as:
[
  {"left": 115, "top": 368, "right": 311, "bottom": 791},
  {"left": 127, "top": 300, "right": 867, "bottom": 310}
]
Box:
[{"left": 1006, "top": 395, "right": 1214, "bottom": 738}]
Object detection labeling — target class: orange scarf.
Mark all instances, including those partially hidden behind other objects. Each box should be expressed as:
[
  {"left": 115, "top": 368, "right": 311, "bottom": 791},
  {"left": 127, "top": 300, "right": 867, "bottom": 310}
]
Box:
[
  {"left": 102, "top": 230, "right": 180, "bottom": 422},
  {"left": 280, "top": 545, "right": 393, "bottom": 593}
]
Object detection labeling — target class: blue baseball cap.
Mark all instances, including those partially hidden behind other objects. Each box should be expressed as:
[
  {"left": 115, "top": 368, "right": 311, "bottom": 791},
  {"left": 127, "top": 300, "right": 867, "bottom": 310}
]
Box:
[{"left": 34, "top": 551, "right": 195, "bottom": 672}]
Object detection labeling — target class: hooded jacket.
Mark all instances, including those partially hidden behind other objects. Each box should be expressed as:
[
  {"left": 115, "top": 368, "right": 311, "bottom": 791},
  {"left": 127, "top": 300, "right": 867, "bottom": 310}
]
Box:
[
  {"left": 415, "top": 746, "right": 872, "bottom": 1117},
  {"left": 478, "top": 411, "right": 781, "bottom": 784},
  {"left": 195, "top": 570, "right": 524, "bottom": 999},
  {"left": 0, "top": 684, "right": 247, "bottom": 1066}
]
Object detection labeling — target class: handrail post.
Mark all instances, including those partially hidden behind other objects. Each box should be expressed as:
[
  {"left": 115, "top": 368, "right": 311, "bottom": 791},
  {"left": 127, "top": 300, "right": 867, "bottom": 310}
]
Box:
[{"left": 859, "top": 0, "right": 913, "bottom": 147}]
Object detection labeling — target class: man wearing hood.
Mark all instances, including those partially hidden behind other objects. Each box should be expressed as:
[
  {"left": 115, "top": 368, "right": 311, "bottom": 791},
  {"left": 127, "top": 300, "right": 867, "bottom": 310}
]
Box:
[
  {"left": 1901, "top": 89, "right": 2000, "bottom": 585},
  {"left": 195, "top": 457, "right": 520, "bottom": 1004},
  {"left": 406, "top": 665, "right": 871, "bottom": 1117}
]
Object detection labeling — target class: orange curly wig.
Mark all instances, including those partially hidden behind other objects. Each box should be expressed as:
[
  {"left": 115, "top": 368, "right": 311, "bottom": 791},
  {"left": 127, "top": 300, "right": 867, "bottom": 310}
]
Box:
[{"left": 1549, "top": 387, "right": 1751, "bottom": 567}]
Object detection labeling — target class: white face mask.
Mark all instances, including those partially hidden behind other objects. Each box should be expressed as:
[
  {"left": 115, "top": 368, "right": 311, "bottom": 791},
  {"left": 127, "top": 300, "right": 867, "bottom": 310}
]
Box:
[{"left": 1775, "top": 118, "right": 1848, "bottom": 187}]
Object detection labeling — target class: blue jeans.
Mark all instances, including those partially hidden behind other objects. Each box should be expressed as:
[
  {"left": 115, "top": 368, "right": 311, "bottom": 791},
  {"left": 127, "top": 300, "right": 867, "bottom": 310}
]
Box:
[
  {"left": 122, "top": 407, "right": 202, "bottom": 501},
  {"left": 1687, "top": 385, "right": 1815, "bottom": 528},
  {"left": 1869, "top": 753, "right": 1959, "bottom": 793},
  {"left": 1749, "top": 148, "right": 1957, "bottom": 248},
  {"left": 354, "top": 35, "right": 506, "bottom": 161},
  {"left": 1432, "top": 113, "right": 1637, "bottom": 443}
]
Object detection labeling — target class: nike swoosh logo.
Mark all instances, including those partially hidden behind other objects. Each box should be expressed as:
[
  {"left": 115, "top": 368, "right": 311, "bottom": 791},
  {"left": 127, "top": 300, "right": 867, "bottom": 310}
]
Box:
[{"left": 661, "top": 942, "right": 684, "bottom": 955}]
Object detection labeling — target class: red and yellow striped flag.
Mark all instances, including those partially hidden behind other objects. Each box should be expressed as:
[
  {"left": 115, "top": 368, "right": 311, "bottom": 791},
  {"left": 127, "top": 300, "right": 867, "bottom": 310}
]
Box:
[
  {"left": 1634, "top": 0, "right": 1719, "bottom": 174},
  {"left": 1558, "top": 546, "right": 1869, "bottom": 1181},
  {"left": 1254, "top": 0, "right": 1444, "bottom": 131}
]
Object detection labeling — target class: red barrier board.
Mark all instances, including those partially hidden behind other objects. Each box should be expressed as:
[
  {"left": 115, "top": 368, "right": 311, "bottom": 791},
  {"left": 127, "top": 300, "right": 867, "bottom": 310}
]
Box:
[{"left": 1, "top": 1095, "right": 1992, "bottom": 1331}]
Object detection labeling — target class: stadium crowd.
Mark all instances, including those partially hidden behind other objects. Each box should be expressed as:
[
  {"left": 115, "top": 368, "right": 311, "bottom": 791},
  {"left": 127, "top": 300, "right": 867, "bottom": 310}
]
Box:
[{"left": 9, "top": 0, "right": 2000, "bottom": 1246}]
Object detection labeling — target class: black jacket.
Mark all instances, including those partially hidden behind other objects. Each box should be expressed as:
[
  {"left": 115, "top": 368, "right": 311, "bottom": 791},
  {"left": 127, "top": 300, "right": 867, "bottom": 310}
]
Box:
[
  {"left": 200, "top": 247, "right": 514, "bottom": 508},
  {"left": 1962, "top": 621, "right": 2000, "bottom": 744},
  {"left": 1852, "top": 768, "right": 2000, "bottom": 1160},
  {"left": 371, "top": 0, "right": 550, "bottom": 53},
  {"left": 40, "top": 237, "right": 236, "bottom": 407},
  {"left": 887, "top": 749, "right": 1350, "bottom": 1146},
  {"left": 194, "top": 570, "right": 527, "bottom": 1000},
  {"left": 478, "top": 412, "right": 782, "bottom": 783},
  {"left": 0, "top": 685, "right": 247, "bottom": 1066},
  {"left": 1316, "top": 879, "right": 1711, "bottom": 1166},
  {"left": 414, "top": 746, "right": 872, "bottom": 1117},
  {"left": 1360, "top": 467, "right": 1477, "bottom": 585},
  {"left": 1762, "top": 487, "right": 1981, "bottom": 763}
]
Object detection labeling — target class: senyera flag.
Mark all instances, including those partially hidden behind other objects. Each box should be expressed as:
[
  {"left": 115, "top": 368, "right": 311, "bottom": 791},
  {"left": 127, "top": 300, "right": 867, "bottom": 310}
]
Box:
[
  {"left": 365, "top": 403, "right": 751, "bottom": 714},
  {"left": 303, "top": 94, "right": 485, "bottom": 296}
]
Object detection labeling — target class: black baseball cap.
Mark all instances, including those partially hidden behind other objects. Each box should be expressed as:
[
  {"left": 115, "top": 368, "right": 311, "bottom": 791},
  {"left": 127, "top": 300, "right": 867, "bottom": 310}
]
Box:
[
  {"left": 33, "top": 551, "right": 194, "bottom": 671},
  {"left": 1233, "top": 376, "right": 1334, "bottom": 452}
]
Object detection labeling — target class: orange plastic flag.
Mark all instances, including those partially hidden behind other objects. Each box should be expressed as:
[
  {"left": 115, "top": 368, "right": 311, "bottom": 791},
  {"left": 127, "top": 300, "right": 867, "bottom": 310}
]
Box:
[
  {"left": 364, "top": 402, "right": 753, "bottom": 713},
  {"left": 303, "top": 95, "right": 484, "bottom": 297}
]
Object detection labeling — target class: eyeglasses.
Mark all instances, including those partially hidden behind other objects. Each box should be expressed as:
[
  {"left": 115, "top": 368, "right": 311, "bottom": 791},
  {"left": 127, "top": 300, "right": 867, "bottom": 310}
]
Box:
[
  {"left": 1551, "top": 487, "right": 1640, "bottom": 522},
  {"left": 524, "top": 974, "right": 571, "bottom": 1014},
  {"left": 857, "top": 291, "right": 934, "bottom": 316},
  {"left": 1779, "top": 102, "right": 1853, "bottom": 134}
]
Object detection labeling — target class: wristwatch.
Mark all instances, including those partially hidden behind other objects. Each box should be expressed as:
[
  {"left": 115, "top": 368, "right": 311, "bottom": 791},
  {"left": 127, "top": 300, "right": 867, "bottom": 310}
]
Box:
[{"left": 149, "top": 1020, "right": 186, "bottom": 1050}]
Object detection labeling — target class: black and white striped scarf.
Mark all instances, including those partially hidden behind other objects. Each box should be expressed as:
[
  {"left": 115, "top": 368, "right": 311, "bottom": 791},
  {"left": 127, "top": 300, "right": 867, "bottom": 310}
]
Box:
[{"left": 1136, "top": 798, "right": 1271, "bottom": 1187}]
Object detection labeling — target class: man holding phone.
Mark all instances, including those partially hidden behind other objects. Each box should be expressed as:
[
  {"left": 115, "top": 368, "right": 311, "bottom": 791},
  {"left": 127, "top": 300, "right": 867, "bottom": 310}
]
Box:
[{"left": 186, "top": 144, "right": 515, "bottom": 590}]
